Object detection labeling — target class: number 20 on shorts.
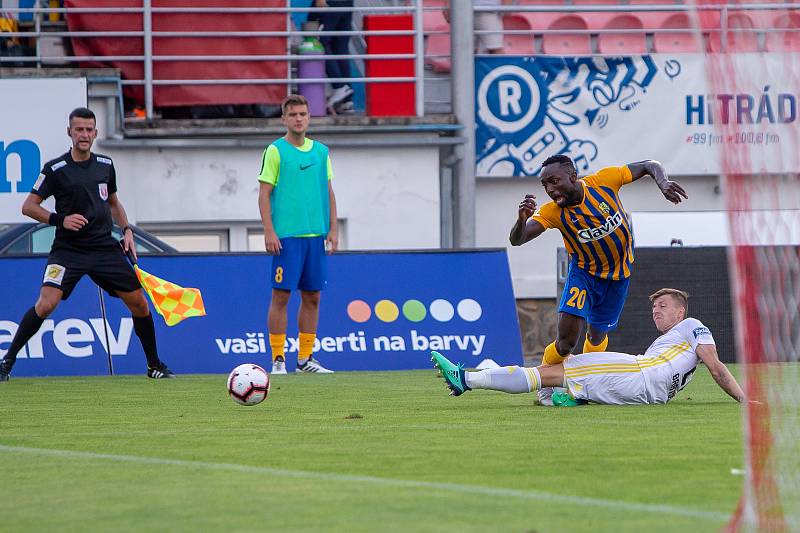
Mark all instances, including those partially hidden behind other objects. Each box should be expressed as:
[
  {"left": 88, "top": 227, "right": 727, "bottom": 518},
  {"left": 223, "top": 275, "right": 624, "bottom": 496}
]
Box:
[{"left": 567, "top": 287, "right": 586, "bottom": 309}]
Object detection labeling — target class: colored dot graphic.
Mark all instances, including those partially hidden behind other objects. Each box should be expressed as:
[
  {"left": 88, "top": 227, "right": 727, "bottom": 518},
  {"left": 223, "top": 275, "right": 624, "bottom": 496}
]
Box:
[
  {"left": 430, "top": 299, "right": 455, "bottom": 322},
  {"left": 457, "top": 299, "right": 482, "bottom": 322},
  {"left": 374, "top": 299, "right": 400, "bottom": 322},
  {"left": 347, "top": 300, "right": 371, "bottom": 323},
  {"left": 346, "top": 299, "right": 483, "bottom": 323},
  {"left": 402, "top": 300, "right": 427, "bottom": 322}
]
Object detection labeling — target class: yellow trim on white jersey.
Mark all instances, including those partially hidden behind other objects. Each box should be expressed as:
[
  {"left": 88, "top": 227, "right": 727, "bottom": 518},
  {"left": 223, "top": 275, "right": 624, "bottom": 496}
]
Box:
[
  {"left": 564, "top": 342, "right": 691, "bottom": 378},
  {"left": 636, "top": 342, "right": 690, "bottom": 369}
]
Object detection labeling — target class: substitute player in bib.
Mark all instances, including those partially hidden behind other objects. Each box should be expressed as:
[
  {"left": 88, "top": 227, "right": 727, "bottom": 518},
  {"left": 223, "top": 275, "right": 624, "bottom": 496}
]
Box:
[
  {"left": 432, "top": 288, "right": 745, "bottom": 405},
  {"left": 0, "top": 107, "right": 175, "bottom": 381},
  {"left": 258, "top": 94, "right": 339, "bottom": 374},
  {"left": 510, "top": 155, "right": 687, "bottom": 403}
]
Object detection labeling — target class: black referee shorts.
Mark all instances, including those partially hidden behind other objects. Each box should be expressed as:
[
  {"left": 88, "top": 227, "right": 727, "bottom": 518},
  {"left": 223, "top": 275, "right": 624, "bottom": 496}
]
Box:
[{"left": 42, "top": 244, "right": 141, "bottom": 300}]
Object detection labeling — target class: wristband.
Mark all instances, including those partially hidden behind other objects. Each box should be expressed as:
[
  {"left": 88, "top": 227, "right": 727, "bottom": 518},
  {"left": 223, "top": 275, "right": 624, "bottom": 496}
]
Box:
[
  {"left": 48, "top": 212, "right": 65, "bottom": 227},
  {"left": 122, "top": 226, "right": 133, "bottom": 234}
]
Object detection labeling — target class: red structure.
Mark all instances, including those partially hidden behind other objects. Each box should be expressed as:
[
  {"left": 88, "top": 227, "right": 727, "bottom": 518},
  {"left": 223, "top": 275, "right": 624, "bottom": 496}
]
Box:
[{"left": 363, "top": 14, "right": 416, "bottom": 117}]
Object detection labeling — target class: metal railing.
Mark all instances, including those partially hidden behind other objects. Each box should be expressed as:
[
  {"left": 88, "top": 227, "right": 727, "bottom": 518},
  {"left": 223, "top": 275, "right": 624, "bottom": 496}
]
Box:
[
  {"left": 1, "top": 2, "right": 432, "bottom": 119},
  {"left": 1, "top": 2, "right": 798, "bottom": 120}
]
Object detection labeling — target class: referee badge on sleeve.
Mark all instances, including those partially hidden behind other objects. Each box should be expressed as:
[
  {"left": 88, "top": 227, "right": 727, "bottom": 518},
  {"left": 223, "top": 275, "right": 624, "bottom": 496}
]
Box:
[
  {"left": 44, "top": 264, "right": 66, "bottom": 285},
  {"left": 33, "top": 173, "right": 46, "bottom": 191},
  {"left": 98, "top": 183, "right": 108, "bottom": 201}
]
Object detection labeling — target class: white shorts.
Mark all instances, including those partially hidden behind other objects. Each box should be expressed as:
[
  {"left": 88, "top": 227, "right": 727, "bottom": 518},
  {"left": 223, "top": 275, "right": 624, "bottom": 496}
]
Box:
[
  {"left": 563, "top": 352, "right": 649, "bottom": 405},
  {"left": 475, "top": 12, "right": 503, "bottom": 52}
]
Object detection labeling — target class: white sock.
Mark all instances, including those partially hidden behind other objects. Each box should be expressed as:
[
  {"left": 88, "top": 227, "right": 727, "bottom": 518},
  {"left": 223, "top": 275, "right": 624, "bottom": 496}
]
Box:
[{"left": 465, "top": 366, "right": 540, "bottom": 394}]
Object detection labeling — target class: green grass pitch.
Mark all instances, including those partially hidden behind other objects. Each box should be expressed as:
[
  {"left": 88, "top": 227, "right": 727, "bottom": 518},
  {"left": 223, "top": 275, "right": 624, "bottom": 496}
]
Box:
[{"left": 1, "top": 366, "right": 744, "bottom": 532}]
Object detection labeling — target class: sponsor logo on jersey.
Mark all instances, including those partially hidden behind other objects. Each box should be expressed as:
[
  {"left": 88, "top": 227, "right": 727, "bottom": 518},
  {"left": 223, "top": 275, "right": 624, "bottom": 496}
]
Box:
[
  {"left": 576, "top": 211, "right": 623, "bottom": 243},
  {"left": 98, "top": 183, "right": 108, "bottom": 201},
  {"left": 599, "top": 202, "right": 610, "bottom": 215},
  {"left": 693, "top": 326, "right": 710, "bottom": 338},
  {"left": 96, "top": 156, "right": 112, "bottom": 165},
  {"left": 51, "top": 160, "right": 67, "bottom": 171},
  {"left": 33, "top": 173, "right": 46, "bottom": 191},
  {"left": 44, "top": 264, "right": 66, "bottom": 285}
]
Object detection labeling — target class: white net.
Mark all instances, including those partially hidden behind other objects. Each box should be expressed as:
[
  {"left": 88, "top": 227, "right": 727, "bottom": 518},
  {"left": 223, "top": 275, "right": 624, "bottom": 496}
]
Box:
[{"left": 689, "top": 3, "right": 800, "bottom": 530}]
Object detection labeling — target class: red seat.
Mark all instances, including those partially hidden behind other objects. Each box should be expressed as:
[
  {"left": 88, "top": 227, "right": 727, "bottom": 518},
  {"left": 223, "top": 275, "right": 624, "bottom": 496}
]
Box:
[
  {"left": 423, "top": 10, "right": 447, "bottom": 33},
  {"left": 653, "top": 13, "right": 703, "bottom": 52},
  {"left": 597, "top": 14, "right": 647, "bottom": 53},
  {"left": 503, "top": 14, "right": 535, "bottom": 55},
  {"left": 543, "top": 15, "right": 591, "bottom": 54},
  {"left": 765, "top": 12, "right": 800, "bottom": 51},
  {"left": 728, "top": 12, "right": 761, "bottom": 51},
  {"left": 424, "top": 32, "right": 450, "bottom": 73}
]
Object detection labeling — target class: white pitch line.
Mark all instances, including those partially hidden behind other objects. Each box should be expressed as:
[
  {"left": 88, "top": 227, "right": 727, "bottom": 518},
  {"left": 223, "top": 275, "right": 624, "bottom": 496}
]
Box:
[{"left": 1, "top": 444, "right": 728, "bottom": 521}]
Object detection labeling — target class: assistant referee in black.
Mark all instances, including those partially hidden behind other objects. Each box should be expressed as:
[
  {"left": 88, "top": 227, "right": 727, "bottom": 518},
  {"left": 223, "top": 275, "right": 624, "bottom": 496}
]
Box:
[{"left": 0, "top": 107, "right": 175, "bottom": 381}]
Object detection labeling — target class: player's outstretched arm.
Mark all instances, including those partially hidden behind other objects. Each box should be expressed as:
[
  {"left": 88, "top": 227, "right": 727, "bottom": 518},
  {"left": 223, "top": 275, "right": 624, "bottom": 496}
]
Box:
[
  {"left": 627, "top": 160, "right": 688, "bottom": 205},
  {"left": 696, "top": 344, "right": 745, "bottom": 402},
  {"left": 509, "top": 194, "right": 546, "bottom": 246}
]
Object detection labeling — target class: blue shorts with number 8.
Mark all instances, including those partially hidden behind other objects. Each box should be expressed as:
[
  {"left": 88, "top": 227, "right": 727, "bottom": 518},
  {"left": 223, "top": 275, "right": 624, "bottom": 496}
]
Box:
[
  {"left": 558, "top": 262, "right": 630, "bottom": 332},
  {"left": 271, "top": 236, "right": 327, "bottom": 291}
]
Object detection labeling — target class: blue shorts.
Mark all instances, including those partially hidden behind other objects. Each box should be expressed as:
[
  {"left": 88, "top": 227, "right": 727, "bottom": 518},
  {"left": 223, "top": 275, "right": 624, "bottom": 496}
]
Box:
[
  {"left": 558, "top": 264, "right": 630, "bottom": 332},
  {"left": 271, "top": 236, "right": 328, "bottom": 291}
]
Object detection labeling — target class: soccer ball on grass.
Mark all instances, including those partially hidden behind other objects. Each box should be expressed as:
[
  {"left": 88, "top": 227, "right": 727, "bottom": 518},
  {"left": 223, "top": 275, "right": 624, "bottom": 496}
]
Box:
[{"left": 227, "top": 364, "right": 270, "bottom": 406}]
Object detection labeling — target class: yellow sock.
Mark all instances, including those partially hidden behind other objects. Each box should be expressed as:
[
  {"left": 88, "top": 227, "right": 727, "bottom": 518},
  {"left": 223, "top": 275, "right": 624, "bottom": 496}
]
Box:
[
  {"left": 269, "top": 333, "right": 286, "bottom": 361},
  {"left": 298, "top": 332, "right": 316, "bottom": 364},
  {"left": 541, "top": 341, "right": 567, "bottom": 365},
  {"left": 583, "top": 334, "right": 608, "bottom": 354}
]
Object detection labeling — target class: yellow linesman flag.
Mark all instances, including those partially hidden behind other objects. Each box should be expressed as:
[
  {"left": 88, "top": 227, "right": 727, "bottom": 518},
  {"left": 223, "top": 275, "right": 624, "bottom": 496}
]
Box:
[{"left": 134, "top": 265, "right": 206, "bottom": 326}]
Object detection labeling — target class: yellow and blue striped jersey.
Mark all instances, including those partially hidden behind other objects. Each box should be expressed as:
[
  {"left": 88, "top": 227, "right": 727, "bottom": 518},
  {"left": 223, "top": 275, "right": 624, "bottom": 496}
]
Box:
[{"left": 532, "top": 166, "right": 634, "bottom": 280}]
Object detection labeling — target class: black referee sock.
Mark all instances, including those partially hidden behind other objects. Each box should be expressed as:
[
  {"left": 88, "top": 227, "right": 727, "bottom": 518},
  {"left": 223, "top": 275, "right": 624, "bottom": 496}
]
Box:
[
  {"left": 3, "top": 306, "right": 46, "bottom": 368},
  {"left": 132, "top": 314, "right": 161, "bottom": 368}
]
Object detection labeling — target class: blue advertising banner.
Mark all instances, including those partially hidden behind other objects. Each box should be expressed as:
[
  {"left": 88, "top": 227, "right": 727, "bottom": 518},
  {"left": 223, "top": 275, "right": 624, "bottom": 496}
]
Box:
[
  {"left": 475, "top": 54, "right": 800, "bottom": 177},
  {"left": 0, "top": 250, "right": 522, "bottom": 376}
]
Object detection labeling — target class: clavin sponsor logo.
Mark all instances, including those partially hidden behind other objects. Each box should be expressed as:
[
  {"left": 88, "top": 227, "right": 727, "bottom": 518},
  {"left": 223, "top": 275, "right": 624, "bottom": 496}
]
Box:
[{"left": 577, "top": 211, "right": 623, "bottom": 243}]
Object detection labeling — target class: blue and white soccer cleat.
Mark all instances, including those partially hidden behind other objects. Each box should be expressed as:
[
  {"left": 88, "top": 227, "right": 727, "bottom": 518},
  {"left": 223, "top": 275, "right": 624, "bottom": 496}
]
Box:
[{"left": 430, "top": 351, "right": 471, "bottom": 396}]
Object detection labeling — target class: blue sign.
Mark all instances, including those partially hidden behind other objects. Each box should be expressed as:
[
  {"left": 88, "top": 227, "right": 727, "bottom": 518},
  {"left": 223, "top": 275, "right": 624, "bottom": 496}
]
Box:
[
  {"left": 475, "top": 56, "right": 663, "bottom": 177},
  {"left": 0, "top": 250, "right": 523, "bottom": 376}
]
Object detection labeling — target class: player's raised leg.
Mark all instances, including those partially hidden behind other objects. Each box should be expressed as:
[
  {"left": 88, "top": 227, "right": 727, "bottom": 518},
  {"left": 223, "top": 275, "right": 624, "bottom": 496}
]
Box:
[{"left": 431, "top": 350, "right": 574, "bottom": 402}]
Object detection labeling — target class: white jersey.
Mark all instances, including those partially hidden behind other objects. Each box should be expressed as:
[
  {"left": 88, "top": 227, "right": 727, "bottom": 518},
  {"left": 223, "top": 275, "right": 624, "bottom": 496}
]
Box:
[
  {"left": 637, "top": 318, "right": 715, "bottom": 403},
  {"left": 562, "top": 317, "right": 715, "bottom": 405}
]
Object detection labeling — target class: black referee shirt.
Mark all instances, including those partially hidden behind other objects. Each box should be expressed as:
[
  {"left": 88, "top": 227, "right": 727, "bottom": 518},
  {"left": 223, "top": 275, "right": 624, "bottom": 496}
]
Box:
[{"left": 32, "top": 151, "right": 119, "bottom": 249}]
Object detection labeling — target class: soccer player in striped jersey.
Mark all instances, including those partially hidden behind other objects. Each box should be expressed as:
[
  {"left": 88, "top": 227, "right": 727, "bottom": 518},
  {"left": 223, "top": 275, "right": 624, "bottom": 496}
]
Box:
[
  {"left": 431, "top": 288, "right": 745, "bottom": 405},
  {"left": 509, "top": 155, "right": 688, "bottom": 404}
]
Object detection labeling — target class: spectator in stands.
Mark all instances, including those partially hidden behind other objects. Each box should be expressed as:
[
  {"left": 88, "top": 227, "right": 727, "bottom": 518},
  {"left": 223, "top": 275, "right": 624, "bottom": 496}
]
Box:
[
  {"left": 257, "top": 94, "right": 339, "bottom": 374},
  {"left": 444, "top": 0, "right": 504, "bottom": 54},
  {"left": 310, "top": 0, "right": 355, "bottom": 114}
]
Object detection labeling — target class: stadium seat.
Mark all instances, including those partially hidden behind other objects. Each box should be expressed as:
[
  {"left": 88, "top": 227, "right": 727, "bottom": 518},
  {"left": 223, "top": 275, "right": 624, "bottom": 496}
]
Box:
[
  {"left": 727, "top": 13, "right": 759, "bottom": 52},
  {"left": 597, "top": 14, "right": 647, "bottom": 54},
  {"left": 425, "top": 32, "right": 450, "bottom": 73},
  {"left": 653, "top": 13, "right": 703, "bottom": 52},
  {"left": 543, "top": 15, "right": 591, "bottom": 54},
  {"left": 765, "top": 12, "right": 800, "bottom": 51},
  {"left": 516, "top": 0, "right": 568, "bottom": 4},
  {"left": 502, "top": 14, "right": 535, "bottom": 55},
  {"left": 423, "top": 10, "right": 447, "bottom": 33}
]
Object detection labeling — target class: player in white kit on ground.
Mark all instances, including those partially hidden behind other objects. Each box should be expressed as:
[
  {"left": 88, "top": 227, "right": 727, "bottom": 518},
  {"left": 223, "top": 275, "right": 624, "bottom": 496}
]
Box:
[{"left": 432, "top": 288, "right": 746, "bottom": 405}]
